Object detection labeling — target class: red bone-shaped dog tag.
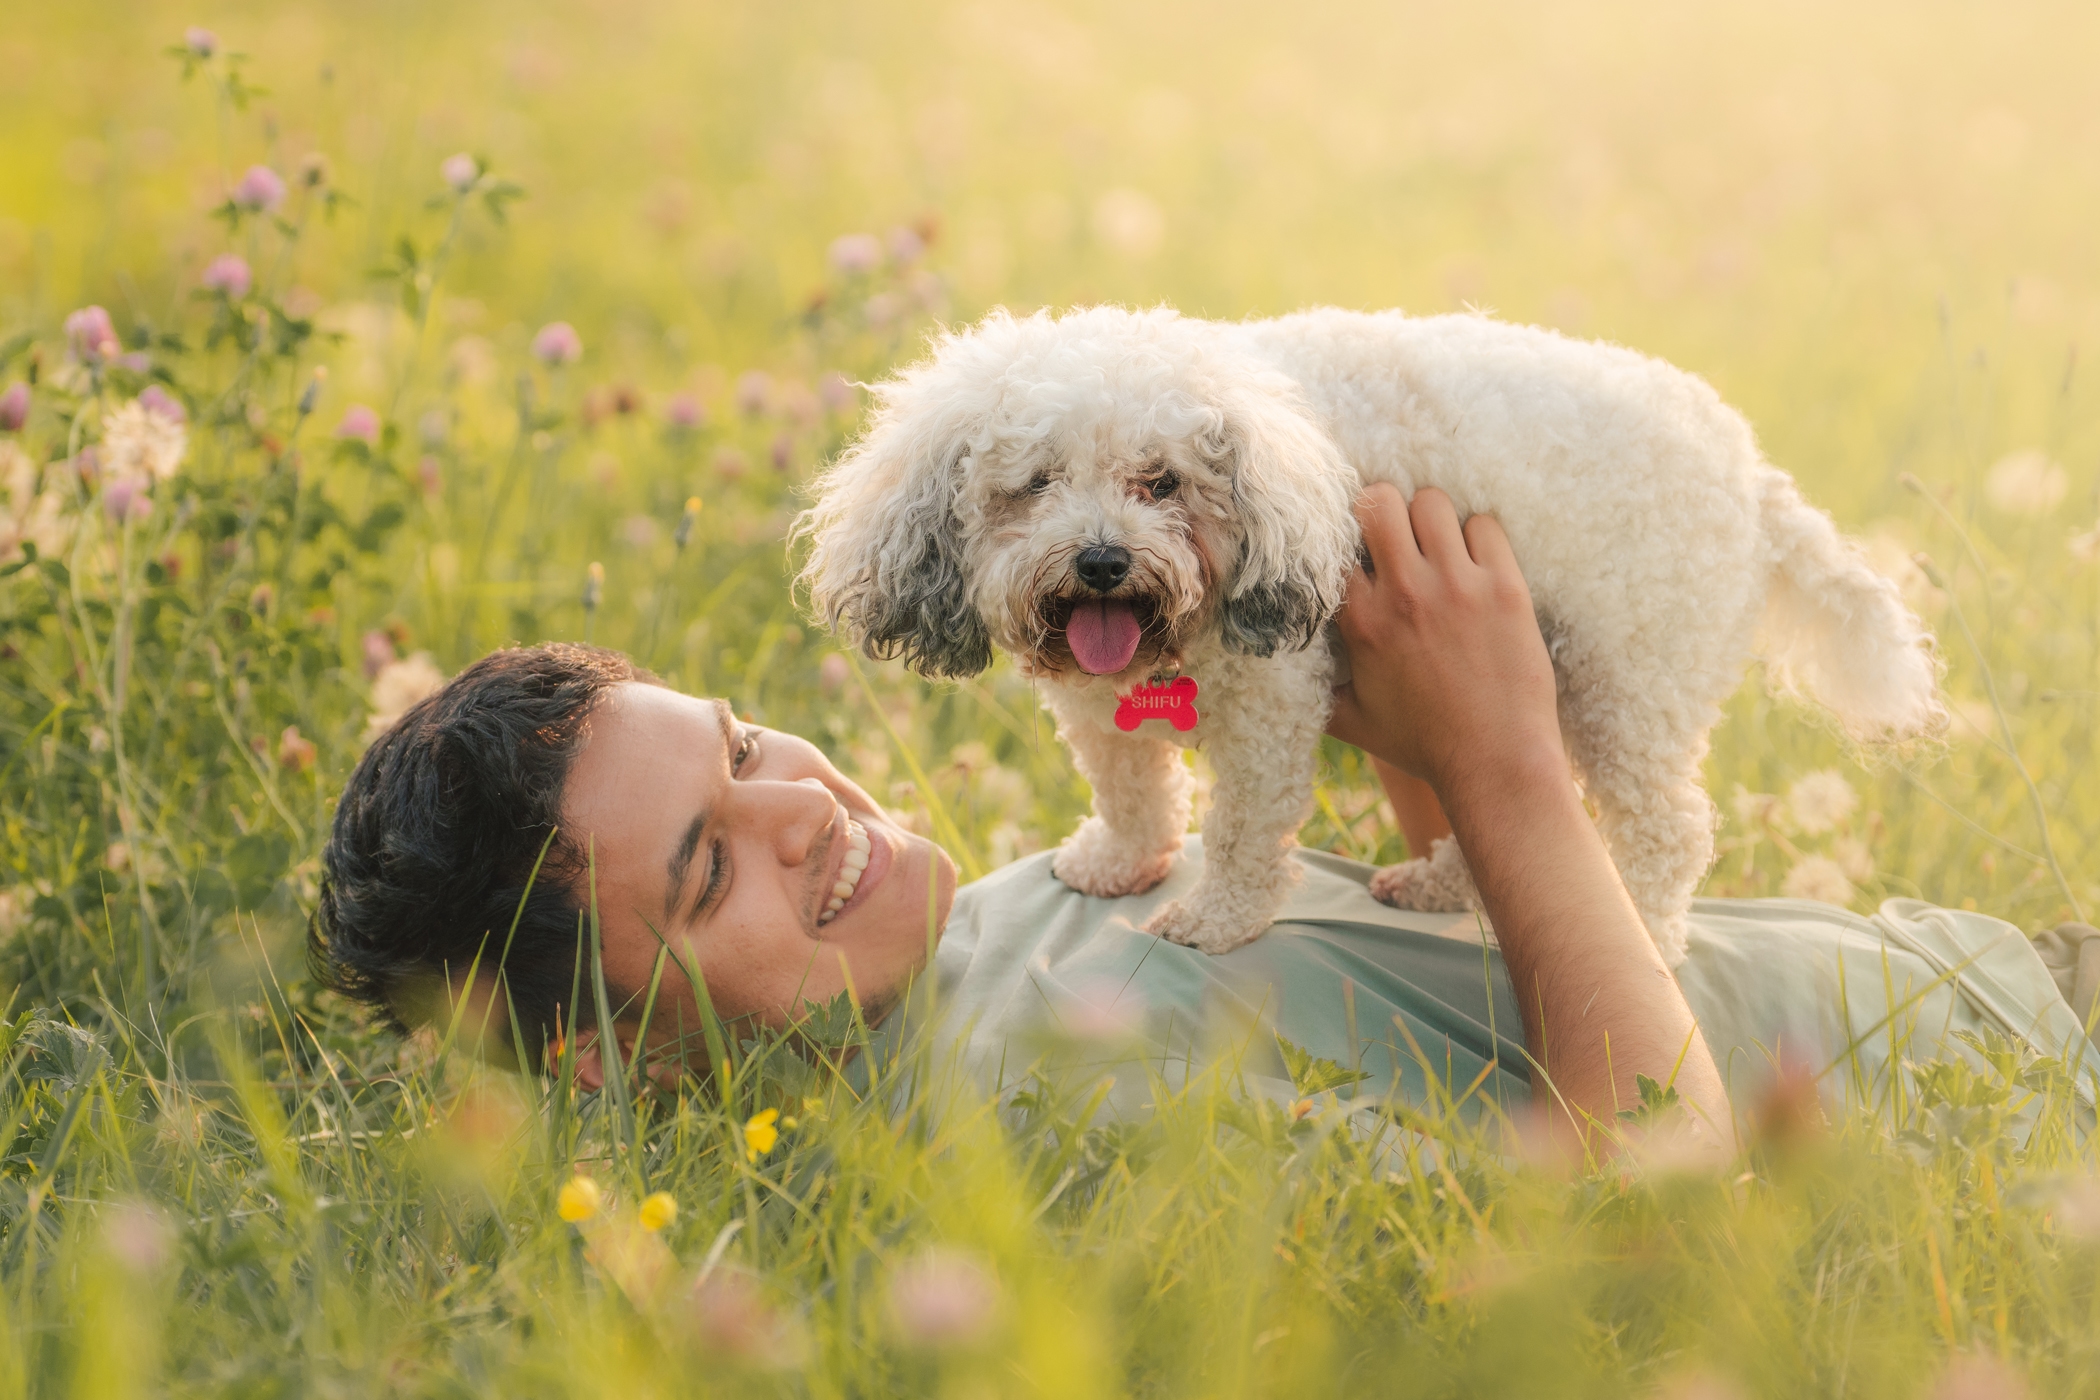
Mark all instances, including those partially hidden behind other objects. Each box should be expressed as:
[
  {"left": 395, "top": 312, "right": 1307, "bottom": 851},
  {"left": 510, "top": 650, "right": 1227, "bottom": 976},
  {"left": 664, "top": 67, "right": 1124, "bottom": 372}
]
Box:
[{"left": 1114, "top": 675, "right": 1200, "bottom": 732}]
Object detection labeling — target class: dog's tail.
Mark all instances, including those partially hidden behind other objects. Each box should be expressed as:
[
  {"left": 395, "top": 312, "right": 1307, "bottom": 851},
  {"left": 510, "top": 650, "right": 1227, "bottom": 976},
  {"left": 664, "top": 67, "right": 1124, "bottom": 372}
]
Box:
[{"left": 1758, "top": 469, "right": 1946, "bottom": 742}]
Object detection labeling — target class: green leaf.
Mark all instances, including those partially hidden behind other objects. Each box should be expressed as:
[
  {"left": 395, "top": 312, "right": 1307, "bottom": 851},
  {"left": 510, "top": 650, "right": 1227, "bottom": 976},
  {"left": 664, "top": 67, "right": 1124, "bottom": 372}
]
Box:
[
  {"left": 1276, "top": 1033, "right": 1371, "bottom": 1097},
  {"left": 1618, "top": 1072, "right": 1682, "bottom": 1124},
  {"left": 793, "top": 990, "right": 862, "bottom": 1049}
]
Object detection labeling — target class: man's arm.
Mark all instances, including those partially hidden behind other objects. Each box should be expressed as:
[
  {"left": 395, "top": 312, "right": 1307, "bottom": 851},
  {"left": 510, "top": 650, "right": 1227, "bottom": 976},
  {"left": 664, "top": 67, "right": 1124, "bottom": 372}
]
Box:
[{"left": 1327, "top": 485, "right": 1734, "bottom": 1156}]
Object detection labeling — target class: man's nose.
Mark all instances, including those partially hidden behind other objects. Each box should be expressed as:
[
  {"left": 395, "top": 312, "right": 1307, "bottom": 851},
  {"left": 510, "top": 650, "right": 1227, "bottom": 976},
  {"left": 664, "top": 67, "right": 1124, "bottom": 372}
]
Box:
[
  {"left": 744, "top": 777, "right": 838, "bottom": 863},
  {"left": 1075, "top": 544, "right": 1132, "bottom": 593}
]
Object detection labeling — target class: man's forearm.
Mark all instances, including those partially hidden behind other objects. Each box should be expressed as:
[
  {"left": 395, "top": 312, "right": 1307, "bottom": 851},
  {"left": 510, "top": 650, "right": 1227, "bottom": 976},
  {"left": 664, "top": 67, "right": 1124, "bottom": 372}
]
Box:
[{"left": 1439, "top": 750, "right": 1735, "bottom": 1154}]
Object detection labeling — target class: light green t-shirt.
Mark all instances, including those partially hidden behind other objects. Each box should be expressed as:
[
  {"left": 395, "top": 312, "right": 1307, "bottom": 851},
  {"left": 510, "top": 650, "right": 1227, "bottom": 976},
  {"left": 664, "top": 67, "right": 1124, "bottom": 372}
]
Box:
[{"left": 878, "top": 840, "right": 2098, "bottom": 1119}]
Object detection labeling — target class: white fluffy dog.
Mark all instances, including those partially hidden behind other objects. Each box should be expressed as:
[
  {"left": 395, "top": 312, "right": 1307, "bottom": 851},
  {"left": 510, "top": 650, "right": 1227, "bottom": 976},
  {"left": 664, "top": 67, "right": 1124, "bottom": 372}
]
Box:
[{"left": 797, "top": 306, "right": 1944, "bottom": 962}]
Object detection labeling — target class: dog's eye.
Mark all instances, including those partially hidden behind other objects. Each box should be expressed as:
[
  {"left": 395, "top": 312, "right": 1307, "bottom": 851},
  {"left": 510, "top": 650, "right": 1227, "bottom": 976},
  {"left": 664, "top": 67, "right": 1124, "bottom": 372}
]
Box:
[
  {"left": 1025, "top": 473, "right": 1053, "bottom": 496},
  {"left": 1143, "top": 471, "right": 1179, "bottom": 501}
]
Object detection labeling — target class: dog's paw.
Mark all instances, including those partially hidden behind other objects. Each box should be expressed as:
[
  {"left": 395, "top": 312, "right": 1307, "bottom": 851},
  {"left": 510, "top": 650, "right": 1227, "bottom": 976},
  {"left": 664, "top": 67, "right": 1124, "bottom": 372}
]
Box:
[
  {"left": 1144, "top": 897, "right": 1267, "bottom": 955},
  {"left": 1051, "top": 818, "right": 1177, "bottom": 898},
  {"left": 1369, "top": 838, "right": 1479, "bottom": 912}
]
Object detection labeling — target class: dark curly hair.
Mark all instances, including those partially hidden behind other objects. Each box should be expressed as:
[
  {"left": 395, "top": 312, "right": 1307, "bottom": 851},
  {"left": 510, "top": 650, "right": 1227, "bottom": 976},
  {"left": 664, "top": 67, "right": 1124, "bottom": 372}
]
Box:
[{"left": 309, "top": 643, "right": 651, "bottom": 1069}]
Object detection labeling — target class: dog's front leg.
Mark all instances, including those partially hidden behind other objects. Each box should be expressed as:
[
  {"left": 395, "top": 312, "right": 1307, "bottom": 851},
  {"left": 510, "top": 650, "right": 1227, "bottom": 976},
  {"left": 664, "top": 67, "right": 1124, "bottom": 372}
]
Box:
[
  {"left": 1050, "top": 720, "right": 1192, "bottom": 898},
  {"left": 1145, "top": 671, "right": 1327, "bottom": 955}
]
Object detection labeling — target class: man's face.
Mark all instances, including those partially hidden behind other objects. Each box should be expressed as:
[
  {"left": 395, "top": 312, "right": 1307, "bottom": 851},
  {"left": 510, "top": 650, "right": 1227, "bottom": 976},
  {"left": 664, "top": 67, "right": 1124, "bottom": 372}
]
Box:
[{"left": 559, "top": 681, "right": 956, "bottom": 1074}]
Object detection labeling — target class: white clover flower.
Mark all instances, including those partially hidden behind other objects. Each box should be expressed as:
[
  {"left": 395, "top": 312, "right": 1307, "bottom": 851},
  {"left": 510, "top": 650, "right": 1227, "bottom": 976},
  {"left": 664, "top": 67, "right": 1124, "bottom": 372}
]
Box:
[
  {"left": 817, "top": 371, "right": 855, "bottom": 415},
  {"left": 1, "top": 442, "right": 35, "bottom": 505},
  {"left": 102, "top": 476, "right": 153, "bottom": 524},
  {"left": 363, "top": 652, "right": 448, "bottom": 740},
  {"left": 1092, "top": 188, "right": 1165, "bottom": 258},
  {"left": 1985, "top": 449, "right": 2067, "bottom": 516},
  {"left": 886, "top": 225, "right": 925, "bottom": 264},
  {"left": 1781, "top": 856, "right": 1854, "bottom": 906},
  {"left": 887, "top": 1248, "right": 1000, "bottom": 1347},
  {"left": 101, "top": 397, "right": 188, "bottom": 483},
  {"left": 1731, "top": 786, "right": 1783, "bottom": 830},
  {"left": 2050, "top": 1176, "right": 2100, "bottom": 1241},
  {"left": 0, "top": 446, "right": 74, "bottom": 565},
  {"left": 827, "top": 232, "right": 881, "bottom": 275},
  {"left": 202, "top": 254, "right": 252, "bottom": 298},
  {"left": 1926, "top": 1353, "right": 2031, "bottom": 1400},
  {"left": 531, "top": 322, "right": 582, "bottom": 367},
  {"left": 232, "top": 164, "right": 287, "bottom": 214},
  {"left": 440, "top": 153, "right": 480, "bottom": 193},
  {"left": 102, "top": 1201, "right": 175, "bottom": 1275},
  {"left": 1786, "top": 770, "right": 1857, "bottom": 835},
  {"left": 734, "top": 370, "right": 771, "bottom": 416}
]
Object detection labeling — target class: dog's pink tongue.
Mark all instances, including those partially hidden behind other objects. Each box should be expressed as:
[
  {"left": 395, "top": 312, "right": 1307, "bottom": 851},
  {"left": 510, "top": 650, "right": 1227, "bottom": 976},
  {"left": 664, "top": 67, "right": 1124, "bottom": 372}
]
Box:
[{"left": 1068, "top": 599, "right": 1142, "bottom": 675}]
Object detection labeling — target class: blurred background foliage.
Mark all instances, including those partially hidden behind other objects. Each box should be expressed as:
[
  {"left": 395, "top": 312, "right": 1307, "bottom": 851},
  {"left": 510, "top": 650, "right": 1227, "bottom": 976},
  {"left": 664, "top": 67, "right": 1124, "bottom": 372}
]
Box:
[
  {"left": 6, "top": 0, "right": 2095, "bottom": 945},
  {"left": 4, "top": 1, "right": 2100, "bottom": 1393}
]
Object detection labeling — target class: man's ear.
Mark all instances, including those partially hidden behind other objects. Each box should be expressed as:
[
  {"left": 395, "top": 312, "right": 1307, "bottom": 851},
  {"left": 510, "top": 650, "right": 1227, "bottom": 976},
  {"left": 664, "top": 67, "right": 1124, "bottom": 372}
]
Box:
[
  {"left": 567, "top": 1027, "right": 687, "bottom": 1092},
  {"left": 569, "top": 1029, "right": 609, "bottom": 1092}
]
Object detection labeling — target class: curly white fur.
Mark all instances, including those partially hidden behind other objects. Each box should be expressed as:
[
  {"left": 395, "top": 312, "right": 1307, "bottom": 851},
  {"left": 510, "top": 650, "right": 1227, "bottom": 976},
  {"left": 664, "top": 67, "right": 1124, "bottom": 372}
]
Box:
[{"left": 797, "top": 305, "right": 1945, "bottom": 963}]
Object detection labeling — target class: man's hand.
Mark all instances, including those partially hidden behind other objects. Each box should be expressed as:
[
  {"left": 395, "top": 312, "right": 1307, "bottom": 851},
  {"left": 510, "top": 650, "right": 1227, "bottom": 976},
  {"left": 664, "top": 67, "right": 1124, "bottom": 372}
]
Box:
[
  {"left": 1324, "top": 483, "right": 1736, "bottom": 1160},
  {"left": 1326, "top": 485, "right": 1561, "bottom": 796}
]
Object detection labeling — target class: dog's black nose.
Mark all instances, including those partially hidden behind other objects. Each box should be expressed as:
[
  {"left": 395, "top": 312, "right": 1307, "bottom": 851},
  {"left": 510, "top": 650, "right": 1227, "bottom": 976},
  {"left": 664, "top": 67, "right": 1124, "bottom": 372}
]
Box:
[{"left": 1075, "top": 545, "right": 1132, "bottom": 593}]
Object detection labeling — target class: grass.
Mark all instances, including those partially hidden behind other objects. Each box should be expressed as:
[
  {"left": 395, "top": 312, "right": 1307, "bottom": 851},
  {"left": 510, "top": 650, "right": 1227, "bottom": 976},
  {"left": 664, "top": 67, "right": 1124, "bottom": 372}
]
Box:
[{"left": 5, "top": 0, "right": 2100, "bottom": 1393}]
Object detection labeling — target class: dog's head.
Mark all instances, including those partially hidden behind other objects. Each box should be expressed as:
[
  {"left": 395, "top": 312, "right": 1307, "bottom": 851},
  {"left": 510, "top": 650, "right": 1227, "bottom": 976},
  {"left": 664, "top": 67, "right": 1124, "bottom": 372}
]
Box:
[{"left": 796, "top": 306, "right": 1358, "bottom": 683}]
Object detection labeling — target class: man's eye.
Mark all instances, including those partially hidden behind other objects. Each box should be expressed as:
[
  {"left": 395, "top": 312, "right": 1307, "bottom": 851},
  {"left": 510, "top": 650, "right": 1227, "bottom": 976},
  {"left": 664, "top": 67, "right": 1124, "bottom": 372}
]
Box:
[
  {"left": 702, "top": 839, "right": 729, "bottom": 909},
  {"left": 732, "top": 732, "right": 758, "bottom": 772}
]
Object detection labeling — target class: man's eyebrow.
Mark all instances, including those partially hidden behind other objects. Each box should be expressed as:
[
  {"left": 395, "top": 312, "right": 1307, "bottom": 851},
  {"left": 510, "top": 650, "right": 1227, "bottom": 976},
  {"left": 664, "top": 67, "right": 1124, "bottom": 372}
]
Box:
[
  {"left": 661, "top": 700, "right": 740, "bottom": 926},
  {"left": 713, "top": 697, "right": 736, "bottom": 755}
]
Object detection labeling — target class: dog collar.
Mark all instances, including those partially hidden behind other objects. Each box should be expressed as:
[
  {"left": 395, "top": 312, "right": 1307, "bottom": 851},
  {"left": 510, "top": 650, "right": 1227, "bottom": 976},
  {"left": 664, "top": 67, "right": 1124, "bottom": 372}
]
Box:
[{"left": 1114, "top": 675, "right": 1200, "bottom": 732}]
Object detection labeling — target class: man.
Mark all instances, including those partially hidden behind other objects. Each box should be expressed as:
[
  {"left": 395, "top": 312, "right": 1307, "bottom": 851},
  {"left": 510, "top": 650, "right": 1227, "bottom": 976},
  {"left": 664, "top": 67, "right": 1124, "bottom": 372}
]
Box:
[{"left": 312, "top": 489, "right": 2094, "bottom": 1152}]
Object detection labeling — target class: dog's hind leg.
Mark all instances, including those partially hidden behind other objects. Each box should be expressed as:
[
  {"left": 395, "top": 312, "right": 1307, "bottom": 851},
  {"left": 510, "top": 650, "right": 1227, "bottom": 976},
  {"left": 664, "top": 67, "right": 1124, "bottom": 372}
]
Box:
[
  {"left": 1369, "top": 838, "right": 1482, "bottom": 915},
  {"left": 1559, "top": 684, "right": 1719, "bottom": 967},
  {"left": 1051, "top": 721, "right": 1192, "bottom": 898}
]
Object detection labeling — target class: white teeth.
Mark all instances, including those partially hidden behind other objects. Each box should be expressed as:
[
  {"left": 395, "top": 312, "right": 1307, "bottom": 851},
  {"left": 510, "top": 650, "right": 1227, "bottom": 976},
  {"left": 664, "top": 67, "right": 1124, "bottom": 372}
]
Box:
[{"left": 819, "top": 819, "right": 872, "bottom": 925}]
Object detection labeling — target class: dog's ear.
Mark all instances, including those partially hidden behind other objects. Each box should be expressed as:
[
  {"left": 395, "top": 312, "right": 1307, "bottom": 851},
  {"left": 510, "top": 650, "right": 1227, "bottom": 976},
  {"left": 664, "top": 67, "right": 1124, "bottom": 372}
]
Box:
[
  {"left": 1206, "top": 380, "right": 1359, "bottom": 658},
  {"left": 794, "top": 396, "right": 993, "bottom": 680}
]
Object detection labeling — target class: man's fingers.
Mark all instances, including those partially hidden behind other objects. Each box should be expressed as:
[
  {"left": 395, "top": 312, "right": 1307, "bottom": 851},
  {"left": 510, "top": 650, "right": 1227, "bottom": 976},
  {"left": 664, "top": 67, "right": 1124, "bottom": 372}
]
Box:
[
  {"left": 1462, "top": 512, "right": 1521, "bottom": 575},
  {"left": 1407, "top": 488, "right": 1468, "bottom": 567},
  {"left": 1333, "top": 561, "right": 1374, "bottom": 640},
  {"left": 1353, "top": 482, "right": 1419, "bottom": 574}
]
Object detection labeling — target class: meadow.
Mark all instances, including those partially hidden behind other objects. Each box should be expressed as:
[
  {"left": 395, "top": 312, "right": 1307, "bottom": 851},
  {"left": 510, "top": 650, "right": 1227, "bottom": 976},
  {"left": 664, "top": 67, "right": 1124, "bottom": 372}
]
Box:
[{"left": 5, "top": 0, "right": 2100, "bottom": 1393}]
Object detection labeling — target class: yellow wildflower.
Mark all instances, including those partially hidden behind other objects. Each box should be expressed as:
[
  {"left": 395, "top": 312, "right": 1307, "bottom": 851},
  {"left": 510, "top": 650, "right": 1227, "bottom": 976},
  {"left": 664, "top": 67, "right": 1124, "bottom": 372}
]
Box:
[
  {"left": 557, "top": 1175, "right": 603, "bottom": 1223},
  {"left": 638, "top": 1191, "right": 679, "bottom": 1232},
  {"left": 744, "top": 1108, "right": 781, "bottom": 1161}
]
